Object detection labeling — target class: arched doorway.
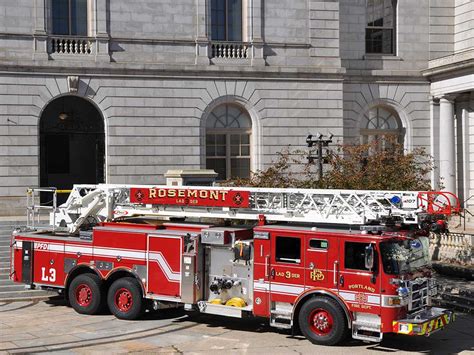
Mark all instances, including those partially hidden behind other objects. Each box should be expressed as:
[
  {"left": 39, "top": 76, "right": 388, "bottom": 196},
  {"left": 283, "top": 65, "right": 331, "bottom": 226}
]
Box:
[{"left": 40, "top": 96, "right": 105, "bottom": 204}]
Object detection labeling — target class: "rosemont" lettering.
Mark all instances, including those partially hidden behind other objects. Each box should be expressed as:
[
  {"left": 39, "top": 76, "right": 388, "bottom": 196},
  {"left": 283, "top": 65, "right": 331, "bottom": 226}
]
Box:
[{"left": 148, "top": 188, "right": 229, "bottom": 201}]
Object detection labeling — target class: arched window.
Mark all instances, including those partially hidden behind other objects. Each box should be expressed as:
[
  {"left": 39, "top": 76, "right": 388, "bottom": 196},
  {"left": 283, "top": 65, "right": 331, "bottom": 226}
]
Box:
[
  {"left": 206, "top": 104, "right": 251, "bottom": 180},
  {"left": 360, "top": 106, "right": 403, "bottom": 149}
]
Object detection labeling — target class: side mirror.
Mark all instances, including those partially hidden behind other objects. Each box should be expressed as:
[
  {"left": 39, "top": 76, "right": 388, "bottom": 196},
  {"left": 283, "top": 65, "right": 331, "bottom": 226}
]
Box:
[{"left": 365, "top": 244, "right": 374, "bottom": 271}]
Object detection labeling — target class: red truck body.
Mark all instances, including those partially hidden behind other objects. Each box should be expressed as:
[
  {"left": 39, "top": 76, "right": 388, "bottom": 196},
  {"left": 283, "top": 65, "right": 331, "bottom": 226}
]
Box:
[{"left": 11, "top": 185, "right": 457, "bottom": 345}]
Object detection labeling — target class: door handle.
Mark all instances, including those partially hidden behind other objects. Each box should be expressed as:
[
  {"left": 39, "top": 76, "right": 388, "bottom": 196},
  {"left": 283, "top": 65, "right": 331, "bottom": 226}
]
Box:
[
  {"left": 339, "top": 275, "right": 344, "bottom": 286},
  {"left": 271, "top": 268, "right": 275, "bottom": 278},
  {"left": 264, "top": 255, "right": 270, "bottom": 278},
  {"left": 333, "top": 261, "right": 339, "bottom": 287},
  {"left": 309, "top": 262, "right": 314, "bottom": 270}
]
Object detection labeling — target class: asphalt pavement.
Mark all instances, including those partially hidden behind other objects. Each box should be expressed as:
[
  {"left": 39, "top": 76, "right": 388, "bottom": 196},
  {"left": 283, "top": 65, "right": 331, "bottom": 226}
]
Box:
[{"left": 0, "top": 297, "right": 473, "bottom": 354}]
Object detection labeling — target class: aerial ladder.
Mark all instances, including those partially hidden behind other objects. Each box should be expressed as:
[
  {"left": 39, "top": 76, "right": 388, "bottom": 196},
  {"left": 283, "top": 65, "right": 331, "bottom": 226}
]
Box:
[{"left": 26, "top": 184, "right": 460, "bottom": 234}]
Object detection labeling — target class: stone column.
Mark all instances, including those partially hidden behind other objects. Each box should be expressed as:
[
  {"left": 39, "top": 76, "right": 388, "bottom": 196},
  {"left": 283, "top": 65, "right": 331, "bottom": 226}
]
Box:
[
  {"left": 439, "top": 95, "right": 456, "bottom": 194},
  {"left": 430, "top": 97, "right": 440, "bottom": 189}
]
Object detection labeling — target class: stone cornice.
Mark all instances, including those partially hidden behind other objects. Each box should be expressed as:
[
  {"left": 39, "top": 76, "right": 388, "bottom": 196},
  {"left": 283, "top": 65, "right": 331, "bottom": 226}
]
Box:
[
  {"left": 0, "top": 64, "right": 345, "bottom": 82},
  {"left": 422, "top": 49, "right": 474, "bottom": 79}
]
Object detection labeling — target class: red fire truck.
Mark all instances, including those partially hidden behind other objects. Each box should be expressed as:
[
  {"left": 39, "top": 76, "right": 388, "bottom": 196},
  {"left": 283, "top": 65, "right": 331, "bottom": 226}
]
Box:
[{"left": 10, "top": 184, "right": 459, "bottom": 345}]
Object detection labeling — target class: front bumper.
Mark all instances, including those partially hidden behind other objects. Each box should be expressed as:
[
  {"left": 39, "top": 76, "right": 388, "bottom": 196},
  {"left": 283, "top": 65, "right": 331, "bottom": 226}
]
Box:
[{"left": 392, "top": 307, "right": 455, "bottom": 336}]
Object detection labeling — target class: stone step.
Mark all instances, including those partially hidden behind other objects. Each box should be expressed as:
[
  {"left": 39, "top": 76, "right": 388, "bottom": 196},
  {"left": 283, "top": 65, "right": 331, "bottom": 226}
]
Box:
[
  {"left": 0, "top": 255, "right": 10, "bottom": 262},
  {"left": 0, "top": 220, "right": 25, "bottom": 226},
  {"left": 433, "top": 296, "right": 474, "bottom": 314},
  {"left": 0, "top": 293, "right": 58, "bottom": 303},
  {"left": 0, "top": 278, "right": 15, "bottom": 286},
  {"left": 0, "top": 273, "right": 10, "bottom": 280},
  {"left": 0, "top": 241, "right": 11, "bottom": 249},
  {"left": 0, "top": 261, "right": 11, "bottom": 270},
  {"left": 0, "top": 283, "right": 28, "bottom": 292},
  {"left": 440, "top": 292, "right": 474, "bottom": 306},
  {"left": 0, "top": 288, "right": 57, "bottom": 301},
  {"left": 0, "top": 253, "right": 11, "bottom": 260}
]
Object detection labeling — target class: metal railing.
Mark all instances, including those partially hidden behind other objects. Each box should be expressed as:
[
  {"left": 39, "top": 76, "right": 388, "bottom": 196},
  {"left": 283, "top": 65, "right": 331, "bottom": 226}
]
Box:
[{"left": 26, "top": 188, "right": 58, "bottom": 231}]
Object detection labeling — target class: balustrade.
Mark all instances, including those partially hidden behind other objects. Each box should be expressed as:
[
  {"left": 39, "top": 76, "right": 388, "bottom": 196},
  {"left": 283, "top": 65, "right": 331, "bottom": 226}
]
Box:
[
  {"left": 429, "top": 232, "right": 473, "bottom": 263},
  {"left": 50, "top": 37, "right": 93, "bottom": 55},
  {"left": 210, "top": 42, "right": 249, "bottom": 59}
]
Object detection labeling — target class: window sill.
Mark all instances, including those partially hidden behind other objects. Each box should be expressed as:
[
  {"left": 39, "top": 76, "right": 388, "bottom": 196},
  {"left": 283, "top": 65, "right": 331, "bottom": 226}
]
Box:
[{"left": 363, "top": 54, "right": 403, "bottom": 61}]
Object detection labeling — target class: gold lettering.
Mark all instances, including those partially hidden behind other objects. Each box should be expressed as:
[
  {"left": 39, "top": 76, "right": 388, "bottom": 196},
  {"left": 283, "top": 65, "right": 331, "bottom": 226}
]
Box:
[
  {"left": 168, "top": 190, "right": 176, "bottom": 198},
  {"left": 178, "top": 190, "right": 185, "bottom": 197},
  {"left": 348, "top": 284, "right": 375, "bottom": 293},
  {"left": 149, "top": 189, "right": 157, "bottom": 198},
  {"left": 158, "top": 189, "right": 166, "bottom": 198},
  {"left": 199, "top": 190, "right": 208, "bottom": 199},
  {"left": 209, "top": 191, "right": 219, "bottom": 200},
  {"left": 220, "top": 191, "right": 229, "bottom": 201},
  {"left": 188, "top": 190, "right": 197, "bottom": 198},
  {"left": 310, "top": 269, "right": 325, "bottom": 281}
]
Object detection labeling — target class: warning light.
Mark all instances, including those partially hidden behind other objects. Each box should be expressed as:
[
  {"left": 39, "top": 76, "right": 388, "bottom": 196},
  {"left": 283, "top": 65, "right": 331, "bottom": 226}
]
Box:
[{"left": 390, "top": 195, "right": 402, "bottom": 205}]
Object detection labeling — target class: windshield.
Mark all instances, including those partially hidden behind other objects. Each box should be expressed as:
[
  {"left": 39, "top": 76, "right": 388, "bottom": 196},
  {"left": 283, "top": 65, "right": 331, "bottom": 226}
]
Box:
[{"left": 380, "top": 237, "right": 430, "bottom": 275}]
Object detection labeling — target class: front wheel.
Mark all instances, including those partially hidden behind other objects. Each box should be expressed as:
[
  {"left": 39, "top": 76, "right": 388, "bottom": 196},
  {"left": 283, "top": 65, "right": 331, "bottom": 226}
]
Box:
[
  {"left": 298, "top": 297, "right": 348, "bottom": 346},
  {"left": 107, "top": 277, "right": 144, "bottom": 320}
]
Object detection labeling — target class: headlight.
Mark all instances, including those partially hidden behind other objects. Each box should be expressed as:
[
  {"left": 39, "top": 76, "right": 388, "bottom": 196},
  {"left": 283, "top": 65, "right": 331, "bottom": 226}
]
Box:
[
  {"left": 388, "top": 296, "right": 402, "bottom": 306},
  {"left": 399, "top": 323, "right": 410, "bottom": 332}
]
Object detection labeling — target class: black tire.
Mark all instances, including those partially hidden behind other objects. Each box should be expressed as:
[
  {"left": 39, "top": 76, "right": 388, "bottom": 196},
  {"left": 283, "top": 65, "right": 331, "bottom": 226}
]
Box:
[
  {"left": 107, "top": 277, "right": 144, "bottom": 320},
  {"left": 298, "top": 297, "right": 348, "bottom": 346},
  {"left": 68, "top": 273, "right": 105, "bottom": 315}
]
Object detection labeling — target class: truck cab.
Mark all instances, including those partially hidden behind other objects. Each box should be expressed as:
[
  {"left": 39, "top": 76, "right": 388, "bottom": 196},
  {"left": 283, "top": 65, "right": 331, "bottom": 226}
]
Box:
[{"left": 252, "top": 223, "right": 452, "bottom": 344}]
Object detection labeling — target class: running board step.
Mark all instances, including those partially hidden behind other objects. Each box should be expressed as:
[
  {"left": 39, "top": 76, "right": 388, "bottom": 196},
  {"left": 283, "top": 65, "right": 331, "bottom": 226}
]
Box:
[
  {"left": 352, "top": 327, "right": 383, "bottom": 343},
  {"left": 270, "top": 310, "right": 292, "bottom": 329}
]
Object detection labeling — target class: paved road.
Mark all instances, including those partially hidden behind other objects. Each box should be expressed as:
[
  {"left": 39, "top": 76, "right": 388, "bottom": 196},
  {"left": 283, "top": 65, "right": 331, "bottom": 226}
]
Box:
[{"left": 0, "top": 297, "right": 473, "bottom": 354}]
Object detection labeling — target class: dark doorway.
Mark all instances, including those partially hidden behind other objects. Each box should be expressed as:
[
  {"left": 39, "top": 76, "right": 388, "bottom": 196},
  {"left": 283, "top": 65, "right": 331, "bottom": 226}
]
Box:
[{"left": 40, "top": 96, "right": 105, "bottom": 204}]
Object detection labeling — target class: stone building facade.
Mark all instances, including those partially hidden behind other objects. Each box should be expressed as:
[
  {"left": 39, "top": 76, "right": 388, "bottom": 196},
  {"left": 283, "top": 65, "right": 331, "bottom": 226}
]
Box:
[{"left": 0, "top": 0, "right": 472, "bottom": 219}]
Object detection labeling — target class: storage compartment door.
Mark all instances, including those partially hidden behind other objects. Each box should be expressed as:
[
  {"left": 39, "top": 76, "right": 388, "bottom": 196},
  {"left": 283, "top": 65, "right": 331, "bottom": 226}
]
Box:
[
  {"left": 147, "top": 235, "right": 182, "bottom": 299},
  {"left": 21, "top": 241, "right": 34, "bottom": 284}
]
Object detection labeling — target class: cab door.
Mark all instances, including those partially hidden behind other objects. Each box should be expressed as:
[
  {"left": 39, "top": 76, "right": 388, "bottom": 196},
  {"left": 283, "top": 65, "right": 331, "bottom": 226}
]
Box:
[
  {"left": 304, "top": 236, "right": 331, "bottom": 290},
  {"left": 269, "top": 233, "right": 305, "bottom": 304},
  {"left": 337, "top": 238, "right": 381, "bottom": 313}
]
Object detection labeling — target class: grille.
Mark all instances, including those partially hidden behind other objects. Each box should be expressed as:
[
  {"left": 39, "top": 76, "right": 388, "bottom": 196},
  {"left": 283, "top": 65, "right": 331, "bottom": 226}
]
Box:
[{"left": 408, "top": 278, "right": 430, "bottom": 311}]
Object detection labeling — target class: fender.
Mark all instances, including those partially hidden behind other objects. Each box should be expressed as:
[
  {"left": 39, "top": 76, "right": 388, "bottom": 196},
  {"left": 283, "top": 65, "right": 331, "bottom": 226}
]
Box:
[
  {"left": 104, "top": 266, "right": 147, "bottom": 296},
  {"left": 292, "top": 288, "right": 353, "bottom": 329},
  {"left": 64, "top": 263, "right": 102, "bottom": 294}
]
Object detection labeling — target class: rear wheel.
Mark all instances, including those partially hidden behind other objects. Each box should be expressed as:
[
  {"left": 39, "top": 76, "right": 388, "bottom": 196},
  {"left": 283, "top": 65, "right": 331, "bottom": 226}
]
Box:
[
  {"left": 107, "top": 277, "right": 144, "bottom": 320},
  {"left": 298, "top": 297, "right": 348, "bottom": 346},
  {"left": 68, "top": 273, "right": 105, "bottom": 315}
]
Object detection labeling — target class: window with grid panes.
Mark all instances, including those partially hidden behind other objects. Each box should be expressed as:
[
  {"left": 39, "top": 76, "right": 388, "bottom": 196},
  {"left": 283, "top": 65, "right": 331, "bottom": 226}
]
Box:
[
  {"left": 211, "top": 0, "right": 243, "bottom": 41},
  {"left": 360, "top": 106, "right": 403, "bottom": 151},
  {"left": 52, "top": 0, "right": 88, "bottom": 36},
  {"left": 206, "top": 104, "right": 251, "bottom": 180},
  {"left": 366, "top": 0, "right": 396, "bottom": 54}
]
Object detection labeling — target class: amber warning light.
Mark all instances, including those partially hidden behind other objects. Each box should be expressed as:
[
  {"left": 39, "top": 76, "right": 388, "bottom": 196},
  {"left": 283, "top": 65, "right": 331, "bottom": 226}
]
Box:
[{"left": 130, "top": 187, "right": 250, "bottom": 208}]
